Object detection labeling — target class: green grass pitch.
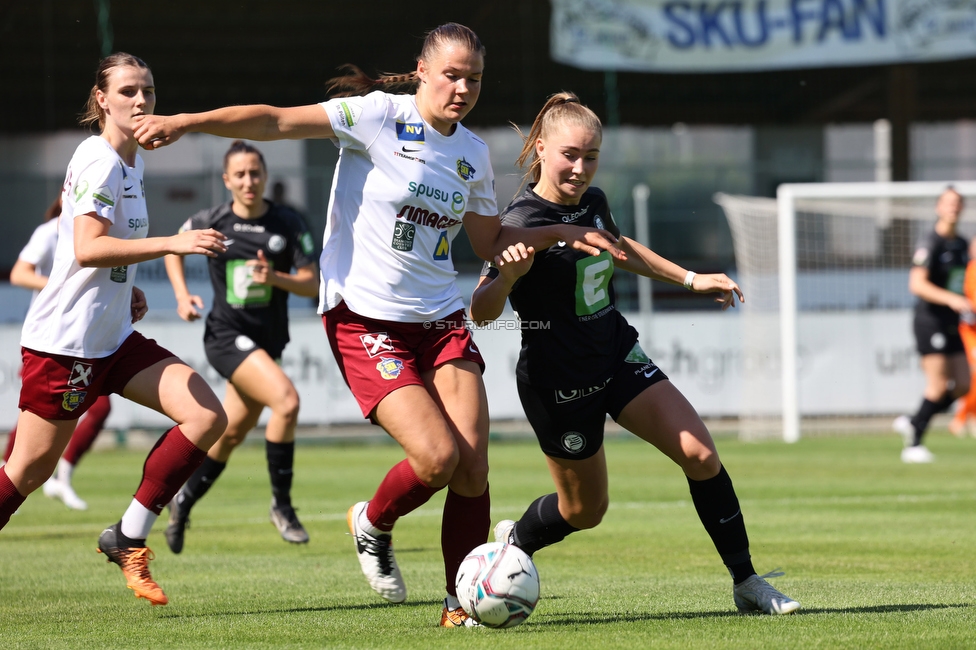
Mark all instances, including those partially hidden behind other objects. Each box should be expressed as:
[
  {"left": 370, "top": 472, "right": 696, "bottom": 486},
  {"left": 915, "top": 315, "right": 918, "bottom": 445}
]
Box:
[{"left": 2, "top": 430, "right": 975, "bottom": 649}]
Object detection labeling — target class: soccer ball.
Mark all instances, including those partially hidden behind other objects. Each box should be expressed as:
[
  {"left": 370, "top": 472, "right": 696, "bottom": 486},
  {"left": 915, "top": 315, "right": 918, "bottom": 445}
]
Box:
[{"left": 455, "top": 541, "right": 540, "bottom": 628}]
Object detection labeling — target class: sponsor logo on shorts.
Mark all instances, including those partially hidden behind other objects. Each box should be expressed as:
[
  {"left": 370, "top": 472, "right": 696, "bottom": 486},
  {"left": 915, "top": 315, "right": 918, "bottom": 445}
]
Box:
[
  {"left": 561, "top": 431, "right": 586, "bottom": 454},
  {"left": 554, "top": 379, "right": 609, "bottom": 403},
  {"left": 360, "top": 332, "right": 394, "bottom": 357},
  {"left": 62, "top": 390, "right": 87, "bottom": 412},
  {"left": 376, "top": 357, "right": 404, "bottom": 380},
  {"left": 69, "top": 361, "right": 93, "bottom": 387},
  {"left": 235, "top": 335, "right": 256, "bottom": 351},
  {"left": 456, "top": 157, "right": 475, "bottom": 181},
  {"left": 931, "top": 332, "right": 946, "bottom": 350},
  {"left": 396, "top": 121, "right": 425, "bottom": 142}
]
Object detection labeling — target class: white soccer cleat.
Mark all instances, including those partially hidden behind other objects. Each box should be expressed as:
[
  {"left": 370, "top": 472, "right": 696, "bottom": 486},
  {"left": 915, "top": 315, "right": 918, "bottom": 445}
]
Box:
[
  {"left": 892, "top": 415, "right": 915, "bottom": 447},
  {"left": 901, "top": 445, "right": 935, "bottom": 464},
  {"left": 43, "top": 478, "right": 88, "bottom": 510},
  {"left": 346, "top": 501, "right": 406, "bottom": 603},
  {"left": 493, "top": 519, "right": 516, "bottom": 545},
  {"left": 733, "top": 571, "right": 800, "bottom": 615}
]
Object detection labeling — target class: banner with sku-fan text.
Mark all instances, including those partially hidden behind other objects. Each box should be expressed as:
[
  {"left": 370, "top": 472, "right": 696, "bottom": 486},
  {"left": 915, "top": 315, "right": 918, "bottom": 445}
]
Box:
[{"left": 551, "top": 0, "right": 976, "bottom": 72}]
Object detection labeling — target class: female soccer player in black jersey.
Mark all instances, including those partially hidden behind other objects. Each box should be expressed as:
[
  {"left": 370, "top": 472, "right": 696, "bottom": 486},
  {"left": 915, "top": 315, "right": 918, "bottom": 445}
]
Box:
[
  {"left": 164, "top": 140, "right": 319, "bottom": 550},
  {"left": 893, "top": 188, "right": 973, "bottom": 463},
  {"left": 470, "top": 92, "right": 800, "bottom": 615}
]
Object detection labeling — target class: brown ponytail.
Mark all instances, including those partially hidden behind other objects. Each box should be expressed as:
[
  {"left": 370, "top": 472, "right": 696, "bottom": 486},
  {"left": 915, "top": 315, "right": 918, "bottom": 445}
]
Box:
[{"left": 325, "top": 22, "right": 484, "bottom": 98}]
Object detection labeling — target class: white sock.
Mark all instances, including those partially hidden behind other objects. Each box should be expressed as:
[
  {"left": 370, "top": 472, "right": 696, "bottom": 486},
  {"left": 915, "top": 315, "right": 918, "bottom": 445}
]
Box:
[
  {"left": 57, "top": 459, "right": 75, "bottom": 484},
  {"left": 120, "top": 499, "right": 158, "bottom": 540},
  {"left": 445, "top": 594, "right": 462, "bottom": 610},
  {"left": 358, "top": 507, "right": 385, "bottom": 537}
]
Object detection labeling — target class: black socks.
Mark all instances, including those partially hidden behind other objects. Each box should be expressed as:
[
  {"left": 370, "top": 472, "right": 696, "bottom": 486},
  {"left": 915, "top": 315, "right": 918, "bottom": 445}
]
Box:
[
  {"left": 511, "top": 493, "right": 579, "bottom": 557},
  {"left": 687, "top": 465, "right": 755, "bottom": 584}
]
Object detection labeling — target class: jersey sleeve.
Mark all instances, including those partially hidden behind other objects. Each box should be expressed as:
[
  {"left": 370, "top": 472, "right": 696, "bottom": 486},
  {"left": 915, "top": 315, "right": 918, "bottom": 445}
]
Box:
[
  {"left": 912, "top": 233, "right": 935, "bottom": 269},
  {"left": 466, "top": 143, "right": 498, "bottom": 217},
  {"left": 285, "top": 210, "right": 317, "bottom": 269},
  {"left": 73, "top": 158, "right": 124, "bottom": 224},
  {"left": 178, "top": 208, "right": 215, "bottom": 234},
  {"left": 18, "top": 221, "right": 57, "bottom": 265},
  {"left": 320, "top": 91, "right": 388, "bottom": 152}
]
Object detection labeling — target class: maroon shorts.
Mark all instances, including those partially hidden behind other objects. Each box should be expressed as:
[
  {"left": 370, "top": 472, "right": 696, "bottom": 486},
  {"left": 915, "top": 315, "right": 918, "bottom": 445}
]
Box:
[
  {"left": 19, "top": 331, "right": 176, "bottom": 420},
  {"left": 322, "top": 301, "right": 485, "bottom": 418}
]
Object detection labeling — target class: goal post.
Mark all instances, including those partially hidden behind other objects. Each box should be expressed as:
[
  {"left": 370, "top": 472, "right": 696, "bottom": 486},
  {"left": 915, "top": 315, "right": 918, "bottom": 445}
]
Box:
[{"left": 717, "top": 181, "right": 976, "bottom": 443}]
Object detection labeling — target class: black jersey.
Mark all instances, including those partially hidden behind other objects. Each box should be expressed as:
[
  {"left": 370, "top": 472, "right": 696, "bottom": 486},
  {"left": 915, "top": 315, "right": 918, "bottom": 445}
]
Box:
[
  {"left": 484, "top": 185, "right": 638, "bottom": 388},
  {"left": 911, "top": 225, "right": 968, "bottom": 323},
  {"left": 180, "top": 201, "right": 316, "bottom": 350}
]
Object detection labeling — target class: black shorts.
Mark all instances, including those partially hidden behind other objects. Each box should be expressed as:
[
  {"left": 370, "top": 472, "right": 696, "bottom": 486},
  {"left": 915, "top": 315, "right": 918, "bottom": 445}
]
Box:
[
  {"left": 914, "top": 311, "right": 964, "bottom": 356},
  {"left": 517, "top": 341, "right": 669, "bottom": 460},
  {"left": 204, "top": 328, "right": 284, "bottom": 380}
]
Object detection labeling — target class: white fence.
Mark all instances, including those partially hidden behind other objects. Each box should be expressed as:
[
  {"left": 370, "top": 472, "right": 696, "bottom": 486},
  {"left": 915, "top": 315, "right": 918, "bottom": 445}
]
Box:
[{"left": 0, "top": 310, "right": 925, "bottom": 431}]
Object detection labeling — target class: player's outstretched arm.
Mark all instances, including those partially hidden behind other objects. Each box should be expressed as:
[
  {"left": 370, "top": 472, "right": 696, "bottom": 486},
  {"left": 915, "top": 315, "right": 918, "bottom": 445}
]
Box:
[
  {"left": 133, "top": 104, "right": 336, "bottom": 149},
  {"left": 469, "top": 243, "right": 535, "bottom": 325},
  {"left": 616, "top": 236, "right": 743, "bottom": 310},
  {"left": 463, "top": 213, "right": 624, "bottom": 263},
  {"left": 74, "top": 213, "right": 227, "bottom": 268}
]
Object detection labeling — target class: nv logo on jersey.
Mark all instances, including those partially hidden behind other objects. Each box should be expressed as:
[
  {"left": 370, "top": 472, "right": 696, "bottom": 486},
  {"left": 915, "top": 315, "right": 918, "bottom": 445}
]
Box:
[
  {"left": 433, "top": 231, "right": 450, "bottom": 260},
  {"left": 396, "top": 121, "right": 425, "bottom": 142}
]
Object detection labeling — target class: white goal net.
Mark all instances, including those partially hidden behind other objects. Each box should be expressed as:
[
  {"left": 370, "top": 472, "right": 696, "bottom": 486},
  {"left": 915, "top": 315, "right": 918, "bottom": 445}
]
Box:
[{"left": 715, "top": 182, "right": 976, "bottom": 442}]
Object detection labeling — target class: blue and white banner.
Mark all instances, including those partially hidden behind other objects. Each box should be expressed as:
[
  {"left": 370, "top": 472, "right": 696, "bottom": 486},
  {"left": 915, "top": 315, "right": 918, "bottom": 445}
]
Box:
[{"left": 551, "top": 0, "right": 976, "bottom": 72}]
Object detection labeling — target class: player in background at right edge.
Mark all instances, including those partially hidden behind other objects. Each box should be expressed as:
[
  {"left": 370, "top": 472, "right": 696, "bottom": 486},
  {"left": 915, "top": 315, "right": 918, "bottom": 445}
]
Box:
[
  {"left": 948, "top": 236, "right": 976, "bottom": 438},
  {"left": 470, "top": 92, "right": 800, "bottom": 615},
  {"left": 894, "top": 188, "right": 973, "bottom": 463}
]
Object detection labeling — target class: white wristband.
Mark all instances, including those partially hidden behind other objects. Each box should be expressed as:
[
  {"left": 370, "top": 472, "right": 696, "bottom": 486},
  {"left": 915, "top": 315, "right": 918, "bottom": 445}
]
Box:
[{"left": 683, "top": 270, "right": 697, "bottom": 290}]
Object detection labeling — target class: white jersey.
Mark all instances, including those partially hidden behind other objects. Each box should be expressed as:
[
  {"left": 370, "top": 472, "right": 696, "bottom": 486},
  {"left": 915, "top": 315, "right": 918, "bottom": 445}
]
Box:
[
  {"left": 17, "top": 218, "right": 60, "bottom": 304},
  {"left": 318, "top": 91, "right": 497, "bottom": 322},
  {"left": 21, "top": 136, "right": 149, "bottom": 358}
]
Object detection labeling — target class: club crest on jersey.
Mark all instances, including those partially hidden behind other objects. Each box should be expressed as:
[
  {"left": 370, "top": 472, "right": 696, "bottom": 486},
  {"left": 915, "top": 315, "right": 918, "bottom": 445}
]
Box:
[
  {"left": 361, "top": 332, "right": 394, "bottom": 358},
  {"left": 268, "top": 235, "right": 286, "bottom": 253},
  {"left": 456, "top": 157, "right": 475, "bottom": 181},
  {"left": 433, "top": 231, "right": 450, "bottom": 260},
  {"left": 376, "top": 357, "right": 404, "bottom": 380},
  {"left": 69, "top": 361, "right": 94, "bottom": 387},
  {"left": 396, "top": 121, "right": 425, "bottom": 142},
  {"left": 62, "top": 390, "right": 87, "bottom": 412}
]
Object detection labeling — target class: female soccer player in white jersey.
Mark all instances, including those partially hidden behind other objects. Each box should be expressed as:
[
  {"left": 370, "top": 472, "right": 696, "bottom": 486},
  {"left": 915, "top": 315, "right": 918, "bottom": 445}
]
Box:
[
  {"left": 470, "top": 92, "right": 800, "bottom": 616},
  {"left": 0, "top": 53, "right": 229, "bottom": 607},
  {"left": 4, "top": 195, "right": 113, "bottom": 511},
  {"left": 132, "top": 23, "right": 621, "bottom": 626}
]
